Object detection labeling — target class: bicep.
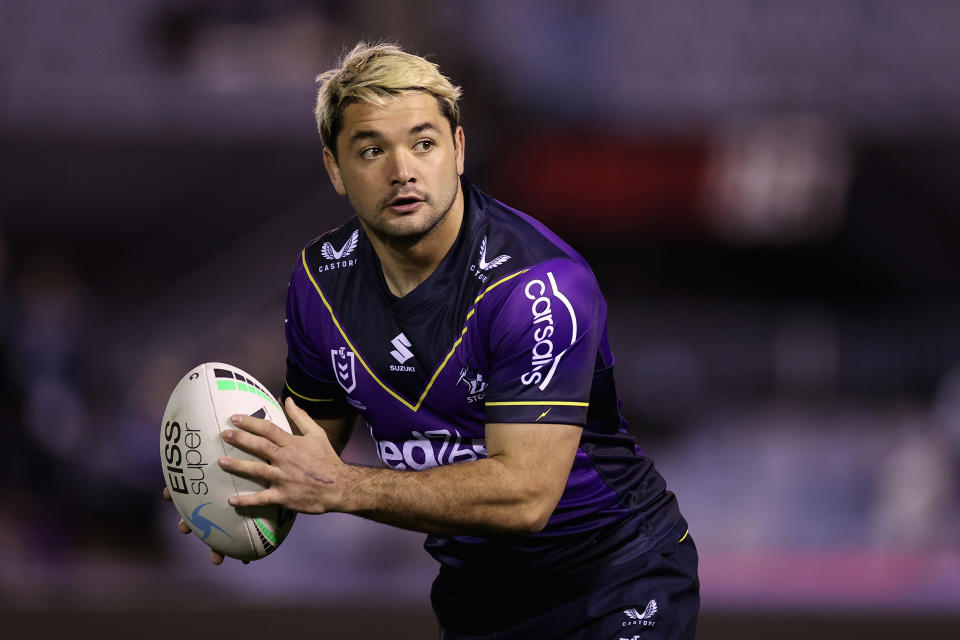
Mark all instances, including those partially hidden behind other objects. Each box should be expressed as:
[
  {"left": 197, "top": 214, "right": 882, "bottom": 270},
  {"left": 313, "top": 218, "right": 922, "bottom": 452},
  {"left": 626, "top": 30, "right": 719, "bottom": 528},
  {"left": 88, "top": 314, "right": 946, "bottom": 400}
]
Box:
[{"left": 485, "top": 422, "right": 582, "bottom": 496}]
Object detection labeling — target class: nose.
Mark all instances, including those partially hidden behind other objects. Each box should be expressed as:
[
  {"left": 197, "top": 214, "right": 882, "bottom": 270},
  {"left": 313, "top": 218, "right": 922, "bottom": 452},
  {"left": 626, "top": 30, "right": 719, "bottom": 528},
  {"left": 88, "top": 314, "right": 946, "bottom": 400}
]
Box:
[{"left": 390, "top": 149, "right": 416, "bottom": 185}]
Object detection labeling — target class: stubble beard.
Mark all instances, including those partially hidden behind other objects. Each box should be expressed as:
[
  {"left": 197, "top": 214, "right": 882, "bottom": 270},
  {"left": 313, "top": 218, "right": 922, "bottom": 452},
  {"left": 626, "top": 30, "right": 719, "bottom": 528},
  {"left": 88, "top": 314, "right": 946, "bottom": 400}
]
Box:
[{"left": 361, "top": 174, "right": 460, "bottom": 249}]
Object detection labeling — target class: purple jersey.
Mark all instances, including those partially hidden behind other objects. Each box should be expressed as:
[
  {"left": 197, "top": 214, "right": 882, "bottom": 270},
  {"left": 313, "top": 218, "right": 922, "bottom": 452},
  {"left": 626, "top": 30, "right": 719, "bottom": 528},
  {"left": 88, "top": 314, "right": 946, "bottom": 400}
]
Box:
[{"left": 282, "top": 180, "right": 683, "bottom": 576}]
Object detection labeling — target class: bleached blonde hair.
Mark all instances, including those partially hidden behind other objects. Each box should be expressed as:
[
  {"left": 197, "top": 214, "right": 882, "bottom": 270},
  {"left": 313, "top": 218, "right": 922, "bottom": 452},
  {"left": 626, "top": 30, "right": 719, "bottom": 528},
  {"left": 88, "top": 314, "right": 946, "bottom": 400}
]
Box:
[{"left": 314, "top": 42, "right": 462, "bottom": 156}]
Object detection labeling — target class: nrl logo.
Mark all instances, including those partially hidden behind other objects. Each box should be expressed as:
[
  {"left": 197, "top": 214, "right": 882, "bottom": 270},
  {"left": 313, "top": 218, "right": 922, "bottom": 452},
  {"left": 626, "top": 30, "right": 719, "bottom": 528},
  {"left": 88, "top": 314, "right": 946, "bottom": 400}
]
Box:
[
  {"left": 457, "top": 367, "right": 488, "bottom": 403},
  {"left": 331, "top": 346, "right": 357, "bottom": 393},
  {"left": 319, "top": 230, "right": 359, "bottom": 271},
  {"left": 470, "top": 236, "right": 510, "bottom": 283}
]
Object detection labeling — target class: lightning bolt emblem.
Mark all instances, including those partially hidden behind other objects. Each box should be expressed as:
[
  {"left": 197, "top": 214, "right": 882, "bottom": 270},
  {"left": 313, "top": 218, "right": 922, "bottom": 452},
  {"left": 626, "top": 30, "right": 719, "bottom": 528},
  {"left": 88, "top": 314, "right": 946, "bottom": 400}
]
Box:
[{"left": 537, "top": 408, "right": 552, "bottom": 421}]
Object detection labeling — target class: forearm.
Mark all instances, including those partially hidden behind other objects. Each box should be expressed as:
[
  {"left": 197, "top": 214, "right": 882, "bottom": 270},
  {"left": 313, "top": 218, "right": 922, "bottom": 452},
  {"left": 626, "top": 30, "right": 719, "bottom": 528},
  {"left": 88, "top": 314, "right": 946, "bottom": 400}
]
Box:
[
  {"left": 221, "top": 406, "right": 580, "bottom": 538},
  {"left": 335, "top": 457, "right": 553, "bottom": 536}
]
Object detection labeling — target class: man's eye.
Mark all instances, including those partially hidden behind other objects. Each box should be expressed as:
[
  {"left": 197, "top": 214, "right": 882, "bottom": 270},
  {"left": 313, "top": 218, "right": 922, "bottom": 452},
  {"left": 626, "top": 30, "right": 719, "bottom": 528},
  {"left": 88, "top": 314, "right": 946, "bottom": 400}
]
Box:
[
  {"left": 360, "top": 147, "right": 381, "bottom": 159},
  {"left": 414, "top": 140, "right": 434, "bottom": 152}
]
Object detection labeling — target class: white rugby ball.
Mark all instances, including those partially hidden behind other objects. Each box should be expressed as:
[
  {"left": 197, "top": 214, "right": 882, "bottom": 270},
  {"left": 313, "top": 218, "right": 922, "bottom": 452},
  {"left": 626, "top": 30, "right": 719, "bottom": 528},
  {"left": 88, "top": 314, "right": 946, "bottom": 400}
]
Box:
[{"left": 160, "top": 362, "right": 296, "bottom": 561}]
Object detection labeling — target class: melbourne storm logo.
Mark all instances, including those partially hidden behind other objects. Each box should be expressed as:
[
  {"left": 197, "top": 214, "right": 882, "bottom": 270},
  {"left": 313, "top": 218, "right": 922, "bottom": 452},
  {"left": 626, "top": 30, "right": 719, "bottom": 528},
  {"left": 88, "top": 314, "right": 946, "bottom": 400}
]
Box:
[
  {"left": 457, "top": 367, "right": 488, "bottom": 403},
  {"left": 185, "top": 502, "right": 232, "bottom": 540}
]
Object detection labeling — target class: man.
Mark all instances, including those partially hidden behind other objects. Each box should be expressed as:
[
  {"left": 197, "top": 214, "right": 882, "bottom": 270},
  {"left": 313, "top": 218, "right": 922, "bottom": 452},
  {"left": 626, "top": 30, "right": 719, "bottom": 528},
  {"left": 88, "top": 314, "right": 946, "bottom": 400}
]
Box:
[{"left": 168, "top": 42, "right": 699, "bottom": 638}]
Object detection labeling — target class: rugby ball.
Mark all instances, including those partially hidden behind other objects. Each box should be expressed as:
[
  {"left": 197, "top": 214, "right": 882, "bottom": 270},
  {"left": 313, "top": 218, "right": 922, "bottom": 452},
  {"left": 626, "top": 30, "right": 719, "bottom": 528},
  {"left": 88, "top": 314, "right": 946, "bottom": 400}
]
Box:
[{"left": 160, "top": 362, "right": 296, "bottom": 561}]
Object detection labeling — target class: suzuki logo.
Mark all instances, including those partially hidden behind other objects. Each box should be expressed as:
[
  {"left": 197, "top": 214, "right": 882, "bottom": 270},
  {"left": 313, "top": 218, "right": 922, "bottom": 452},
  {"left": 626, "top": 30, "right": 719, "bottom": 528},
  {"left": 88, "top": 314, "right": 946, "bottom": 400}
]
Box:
[{"left": 390, "top": 333, "right": 414, "bottom": 364}]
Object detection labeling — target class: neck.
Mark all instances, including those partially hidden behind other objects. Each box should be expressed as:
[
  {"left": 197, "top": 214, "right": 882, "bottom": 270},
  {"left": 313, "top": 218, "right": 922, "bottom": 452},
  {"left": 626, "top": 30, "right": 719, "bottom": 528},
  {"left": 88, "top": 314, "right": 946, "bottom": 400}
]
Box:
[{"left": 367, "top": 183, "right": 465, "bottom": 298}]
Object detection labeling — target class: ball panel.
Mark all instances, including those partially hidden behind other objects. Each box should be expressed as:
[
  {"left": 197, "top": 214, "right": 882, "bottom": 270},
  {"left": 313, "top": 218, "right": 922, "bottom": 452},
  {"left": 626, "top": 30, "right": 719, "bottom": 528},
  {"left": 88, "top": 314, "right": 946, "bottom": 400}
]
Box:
[{"left": 204, "top": 362, "right": 297, "bottom": 557}]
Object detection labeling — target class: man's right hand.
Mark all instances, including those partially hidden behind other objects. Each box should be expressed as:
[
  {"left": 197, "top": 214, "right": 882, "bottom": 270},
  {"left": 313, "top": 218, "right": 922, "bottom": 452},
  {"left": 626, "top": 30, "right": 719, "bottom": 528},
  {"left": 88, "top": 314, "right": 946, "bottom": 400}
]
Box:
[{"left": 162, "top": 486, "right": 225, "bottom": 565}]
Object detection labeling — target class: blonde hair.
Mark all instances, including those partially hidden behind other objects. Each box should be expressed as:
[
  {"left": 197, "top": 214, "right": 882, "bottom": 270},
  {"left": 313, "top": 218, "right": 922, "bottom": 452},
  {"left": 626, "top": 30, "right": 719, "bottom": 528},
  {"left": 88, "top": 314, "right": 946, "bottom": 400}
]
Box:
[{"left": 314, "top": 42, "right": 462, "bottom": 155}]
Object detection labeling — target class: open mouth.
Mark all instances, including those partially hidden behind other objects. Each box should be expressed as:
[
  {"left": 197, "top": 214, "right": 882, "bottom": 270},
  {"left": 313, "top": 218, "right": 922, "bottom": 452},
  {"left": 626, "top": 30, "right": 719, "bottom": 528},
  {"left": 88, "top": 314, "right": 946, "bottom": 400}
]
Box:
[
  {"left": 390, "top": 196, "right": 423, "bottom": 206},
  {"left": 387, "top": 195, "right": 425, "bottom": 213}
]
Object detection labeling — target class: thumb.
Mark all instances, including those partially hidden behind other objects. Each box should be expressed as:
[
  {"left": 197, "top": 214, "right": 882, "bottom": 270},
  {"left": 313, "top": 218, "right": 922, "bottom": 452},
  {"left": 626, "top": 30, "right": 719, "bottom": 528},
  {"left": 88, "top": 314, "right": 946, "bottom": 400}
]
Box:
[{"left": 284, "top": 396, "right": 321, "bottom": 435}]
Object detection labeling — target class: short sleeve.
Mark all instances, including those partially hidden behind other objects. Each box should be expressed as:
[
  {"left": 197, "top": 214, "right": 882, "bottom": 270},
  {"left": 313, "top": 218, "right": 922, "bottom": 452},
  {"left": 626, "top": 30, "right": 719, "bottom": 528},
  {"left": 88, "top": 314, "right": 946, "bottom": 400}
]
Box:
[
  {"left": 280, "top": 256, "right": 351, "bottom": 418},
  {"left": 483, "top": 260, "right": 602, "bottom": 426}
]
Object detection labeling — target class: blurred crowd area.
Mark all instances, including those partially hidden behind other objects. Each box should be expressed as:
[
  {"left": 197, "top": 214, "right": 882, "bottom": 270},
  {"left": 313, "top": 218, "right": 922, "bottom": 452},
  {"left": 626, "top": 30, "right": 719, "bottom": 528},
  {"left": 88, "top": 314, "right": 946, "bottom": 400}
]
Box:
[{"left": 2, "top": 0, "right": 960, "bottom": 615}]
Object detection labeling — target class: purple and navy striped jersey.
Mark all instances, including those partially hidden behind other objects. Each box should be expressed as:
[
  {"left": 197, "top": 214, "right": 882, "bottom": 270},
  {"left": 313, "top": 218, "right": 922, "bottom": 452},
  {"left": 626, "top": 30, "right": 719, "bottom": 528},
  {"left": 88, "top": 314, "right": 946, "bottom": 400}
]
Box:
[{"left": 282, "top": 180, "right": 683, "bottom": 575}]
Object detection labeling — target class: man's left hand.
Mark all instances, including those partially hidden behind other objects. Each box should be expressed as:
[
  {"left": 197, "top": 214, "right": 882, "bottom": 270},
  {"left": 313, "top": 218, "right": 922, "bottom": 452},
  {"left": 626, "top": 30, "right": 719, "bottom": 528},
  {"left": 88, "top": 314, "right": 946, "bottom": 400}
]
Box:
[{"left": 218, "top": 397, "right": 352, "bottom": 514}]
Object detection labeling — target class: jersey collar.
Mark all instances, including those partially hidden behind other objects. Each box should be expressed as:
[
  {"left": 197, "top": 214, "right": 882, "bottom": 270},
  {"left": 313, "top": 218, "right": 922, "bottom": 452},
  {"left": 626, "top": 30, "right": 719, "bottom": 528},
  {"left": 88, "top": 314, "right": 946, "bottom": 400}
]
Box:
[{"left": 363, "top": 178, "right": 487, "bottom": 316}]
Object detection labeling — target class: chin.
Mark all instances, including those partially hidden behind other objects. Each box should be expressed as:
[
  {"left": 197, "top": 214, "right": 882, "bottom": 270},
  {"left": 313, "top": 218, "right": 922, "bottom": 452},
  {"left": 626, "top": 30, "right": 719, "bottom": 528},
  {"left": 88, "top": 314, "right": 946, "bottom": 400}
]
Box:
[{"left": 380, "top": 212, "right": 443, "bottom": 240}]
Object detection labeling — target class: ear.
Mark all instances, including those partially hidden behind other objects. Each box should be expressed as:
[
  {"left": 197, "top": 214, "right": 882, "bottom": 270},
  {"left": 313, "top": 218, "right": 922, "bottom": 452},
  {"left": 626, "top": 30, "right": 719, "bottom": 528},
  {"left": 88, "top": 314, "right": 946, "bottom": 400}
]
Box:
[
  {"left": 322, "top": 147, "right": 347, "bottom": 196},
  {"left": 454, "top": 126, "right": 466, "bottom": 176}
]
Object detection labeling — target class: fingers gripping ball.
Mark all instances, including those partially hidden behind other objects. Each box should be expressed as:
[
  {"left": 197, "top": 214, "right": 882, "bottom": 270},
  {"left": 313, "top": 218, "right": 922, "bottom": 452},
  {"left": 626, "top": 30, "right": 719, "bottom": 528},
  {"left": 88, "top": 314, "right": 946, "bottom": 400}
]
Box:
[{"left": 161, "top": 362, "right": 296, "bottom": 561}]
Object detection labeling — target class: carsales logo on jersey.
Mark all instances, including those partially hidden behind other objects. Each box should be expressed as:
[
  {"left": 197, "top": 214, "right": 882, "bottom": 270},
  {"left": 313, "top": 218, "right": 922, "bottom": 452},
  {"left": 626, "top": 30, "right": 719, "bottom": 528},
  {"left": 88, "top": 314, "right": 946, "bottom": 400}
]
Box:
[
  {"left": 521, "top": 272, "right": 577, "bottom": 390},
  {"left": 376, "top": 428, "right": 487, "bottom": 470}
]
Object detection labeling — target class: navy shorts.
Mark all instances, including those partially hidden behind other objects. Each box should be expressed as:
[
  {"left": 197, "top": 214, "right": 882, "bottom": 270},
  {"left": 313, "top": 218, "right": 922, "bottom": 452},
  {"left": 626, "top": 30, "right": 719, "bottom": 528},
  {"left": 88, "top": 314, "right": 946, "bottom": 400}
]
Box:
[{"left": 431, "top": 522, "right": 700, "bottom": 639}]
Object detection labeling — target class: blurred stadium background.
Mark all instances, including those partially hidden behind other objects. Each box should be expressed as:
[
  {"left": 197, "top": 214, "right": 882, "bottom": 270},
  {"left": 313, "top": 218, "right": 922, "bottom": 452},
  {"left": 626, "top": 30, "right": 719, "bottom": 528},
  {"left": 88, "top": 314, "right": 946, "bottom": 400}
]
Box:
[{"left": 2, "top": 0, "right": 959, "bottom": 637}]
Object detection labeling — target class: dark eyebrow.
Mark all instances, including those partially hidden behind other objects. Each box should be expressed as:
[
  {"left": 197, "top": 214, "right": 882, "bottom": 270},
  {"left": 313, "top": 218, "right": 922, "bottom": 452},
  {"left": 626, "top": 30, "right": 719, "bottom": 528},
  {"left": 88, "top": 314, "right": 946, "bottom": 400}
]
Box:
[
  {"left": 410, "top": 122, "right": 440, "bottom": 135},
  {"left": 347, "top": 122, "right": 440, "bottom": 147},
  {"left": 348, "top": 122, "right": 440, "bottom": 146},
  {"left": 348, "top": 129, "right": 381, "bottom": 146}
]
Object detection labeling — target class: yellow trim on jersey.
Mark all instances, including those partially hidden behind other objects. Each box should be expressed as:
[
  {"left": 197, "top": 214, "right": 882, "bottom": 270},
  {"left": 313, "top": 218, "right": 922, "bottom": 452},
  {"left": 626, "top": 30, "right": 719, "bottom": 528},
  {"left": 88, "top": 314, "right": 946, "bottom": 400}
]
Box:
[
  {"left": 678, "top": 529, "right": 690, "bottom": 543},
  {"left": 284, "top": 381, "right": 335, "bottom": 402},
  {"left": 302, "top": 247, "right": 529, "bottom": 412},
  {"left": 485, "top": 401, "right": 590, "bottom": 407}
]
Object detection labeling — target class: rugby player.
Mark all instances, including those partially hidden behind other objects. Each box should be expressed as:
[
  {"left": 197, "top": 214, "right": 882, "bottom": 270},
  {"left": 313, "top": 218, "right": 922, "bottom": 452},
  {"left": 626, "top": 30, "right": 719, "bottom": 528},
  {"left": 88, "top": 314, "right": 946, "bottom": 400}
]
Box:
[{"left": 168, "top": 42, "right": 699, "bottom": 639}]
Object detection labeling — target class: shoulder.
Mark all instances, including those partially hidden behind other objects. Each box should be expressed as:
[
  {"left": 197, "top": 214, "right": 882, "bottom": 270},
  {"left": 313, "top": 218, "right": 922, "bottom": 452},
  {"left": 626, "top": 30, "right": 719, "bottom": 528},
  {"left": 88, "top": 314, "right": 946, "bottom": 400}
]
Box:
[
  {"left": 484, "top": 257, "right": 602, "bottom": 337},
  {"left": 302, "top": 218, "right": 363, "bottom": 274},
  {"left": 467, "top": 196, "right": 606, "bottom": 417},
  {"left": 468, "top": 187, "right": 600, "bottom": 303},
  {"left": 465, "top": 193, "right": 603, "bottom": 342},
  {"left": 471, "top": 186, "right": 588, "bottom": 267},
  {"left": 287, "top": 217, "right": 364, "bottom": 312},
  {"left": 513, "top": 258, "right": 600, "bottom": 304},
  {"left": 290, "top": 218, "right": 364, "bottom": 290}
]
